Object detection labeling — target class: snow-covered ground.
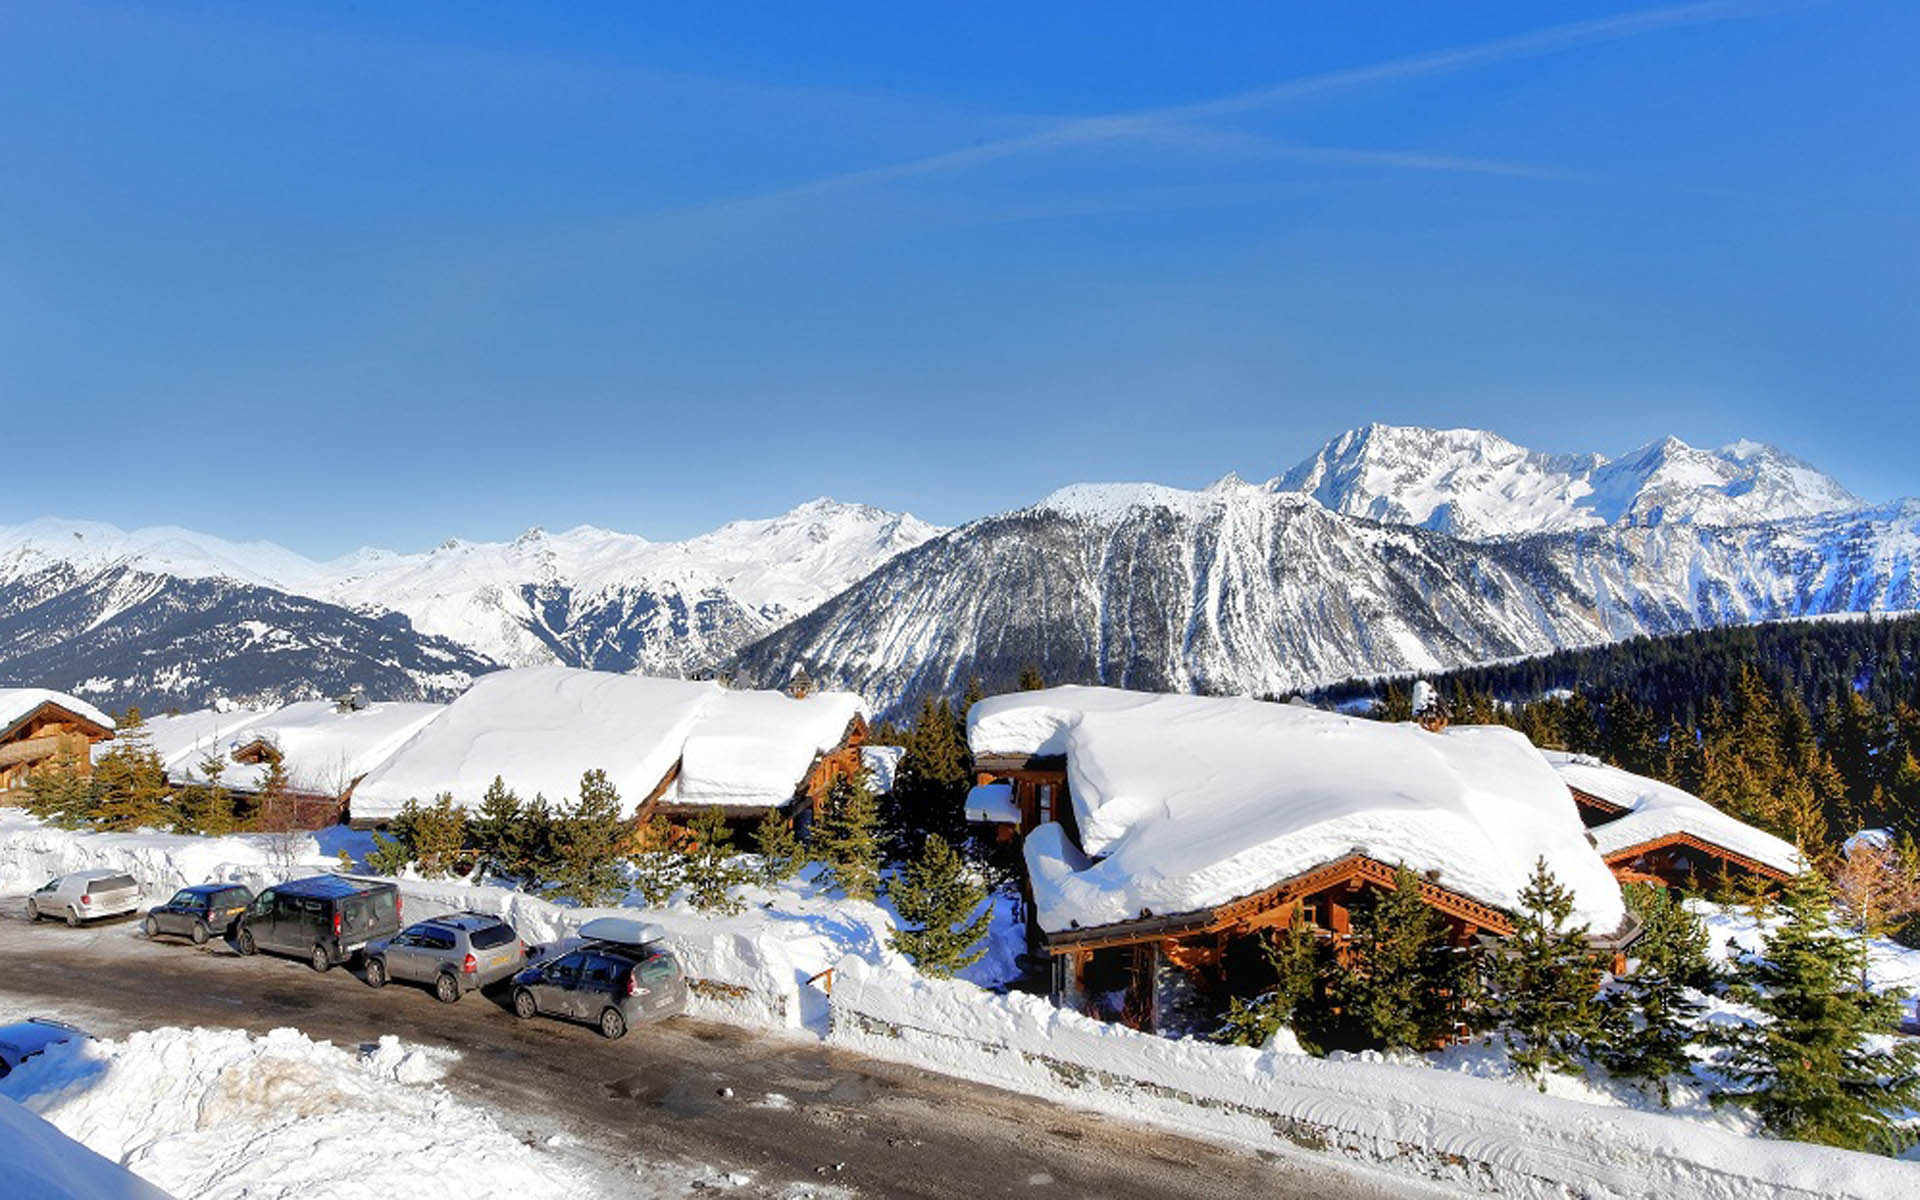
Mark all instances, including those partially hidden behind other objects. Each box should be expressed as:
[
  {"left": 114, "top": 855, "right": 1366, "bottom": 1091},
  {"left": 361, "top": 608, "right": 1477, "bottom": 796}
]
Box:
[{"left": 6, "top": 812, "right": 1918, "bottom": 1197}]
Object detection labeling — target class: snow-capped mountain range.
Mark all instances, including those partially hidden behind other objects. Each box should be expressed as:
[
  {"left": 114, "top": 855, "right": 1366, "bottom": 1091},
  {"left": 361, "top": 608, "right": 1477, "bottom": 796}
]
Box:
[
  {"left": 2, "top": 426, "right": 1912, "bottom": 714},
  {"left": 0, "top": 500, "right": 941, "bottom": 709}
]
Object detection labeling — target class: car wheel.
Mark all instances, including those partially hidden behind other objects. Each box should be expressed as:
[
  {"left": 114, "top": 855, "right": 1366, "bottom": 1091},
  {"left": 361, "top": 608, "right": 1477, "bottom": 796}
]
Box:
[
  {"left": 143, "top": 916, "right": 160, "bottom": 938},
  {"left": 26, "top": 900, "right": 39, "bottom": 922},
  {"left": 310, "top": 945, "right": 332, "bottom": 973},
  {"left": 191, "top": 920, "right": 210, "bottom": 946},
  {"left": 236, "top": 927, "right": 256, "bottom": 955},
  {"left": 598, "top": 1007, "right": 627, "bottom": 1040},
  {"left": 65, "top": 908, "right": 80, "bottom": 928},
  {"left": 511, "top": 988, "right": 538, "bottom": 1020},
  {"left": 435, "top": 973, "right": 461, "bottom": 1004},
  {"left": 365, "top": 957, "right": 388, "bottom": 988}
]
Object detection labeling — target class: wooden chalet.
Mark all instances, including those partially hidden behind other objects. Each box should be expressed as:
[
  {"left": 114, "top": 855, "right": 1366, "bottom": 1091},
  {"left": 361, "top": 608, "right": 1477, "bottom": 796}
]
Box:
[
  {"left": 969, "top": 686, "right": 1638, "bottom": 1037},
  {"left": 0, "top": 691, "right": 115, "bottom": 801},
  {"left": 1546, "top": 753, "right": 1802, "bottom": 891},
  {"left": 643, "top": 712, "right": 870, "bottom": 830}
]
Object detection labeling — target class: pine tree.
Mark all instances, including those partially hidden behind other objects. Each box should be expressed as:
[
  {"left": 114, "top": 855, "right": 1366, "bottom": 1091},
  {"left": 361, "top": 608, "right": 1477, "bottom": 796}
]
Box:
[
  {"left": 517, "top": 793, "right": 562, "bottom": 888},
  {"left": 683, "top": 807, "right": 753, "bottom": 915},
  {"left": 1213, "top": 909, "right": 1324, "bottom": 1050},
  {"left": 1017, "top": 666, "right": 1046, "bottom": 691},
  {"left": 752, "top": 807, "right": 802, "bottom": 885},
  {"left": 1335, "top": 865, "right": 1467, "bottom": 1052},
  {"left": 887, "top": 696, "right": 971, "bottom": 859},
  {"left": 1561, "top": 693, "right": 1603, "bottom": 756},
  {"left": 22, "top": 747, "right": 97, "bottom": 828},
  {"left": 887, "top": 833, "right": 991, "bottom": 977},
  {"left": 552, "top": 770, "right": 629, "bottom": 905},
  {"left": 1484, "top": 858, "right": 1602, "bottom": 1084},
  {"left": 406, "top": 793, "right": 469, "bottom": 879},
  {"left": 88, "top": 710, "right": 171, "bottom": 831},
  {"left": 1711, "top": 870, "right": 1920, "bottom": 1153},
  {"left": 469, "top": 776, "right": 524, "bottom": 881},
  {"left": 1604, "top": 691, "right": 1662, "bottom": 778},
  {"left": 816, "top": 768, "right": 881, "bottom": 900},
  {"left": 174, "top": 751, "right": 237, "bottom": 836},
  {"left": 1594, "top": 884, "right": 1717, "bottom": 1104},
  {"left": 628, "top": 814, "right": 688, "bottom": 906}
]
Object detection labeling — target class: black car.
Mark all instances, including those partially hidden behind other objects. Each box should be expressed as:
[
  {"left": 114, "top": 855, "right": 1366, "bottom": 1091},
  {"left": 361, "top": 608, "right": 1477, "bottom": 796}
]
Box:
[
  {"left": 142, "top": 883, "right": 254, "bottom": 945},
  {"left": 234, "top": 876, "right": 402, "bottom": 972}
]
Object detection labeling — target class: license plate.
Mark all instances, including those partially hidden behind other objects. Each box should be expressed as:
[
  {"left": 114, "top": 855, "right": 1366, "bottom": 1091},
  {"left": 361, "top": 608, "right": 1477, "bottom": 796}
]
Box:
[
  {"left": 345, "top": 941, "right": 366, "bottom": 953},
  {"left": 490, "top": 953, "right": 511, "bottom": 967}
]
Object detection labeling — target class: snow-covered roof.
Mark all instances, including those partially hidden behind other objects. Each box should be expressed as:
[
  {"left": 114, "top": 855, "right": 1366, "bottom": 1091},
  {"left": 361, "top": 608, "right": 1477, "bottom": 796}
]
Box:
[
  {"left": 352, "top": 666, "right": 868, "bottom": 821},
  {"left": 134, "top": 701, "right": 444, "bottom": 795},
  {"left": 972, "top": 687, "right": 1625, "bottom": 936},
  {"left": 353, "top": 668, "right": 720, "bottom": 820},
  {"left": 1542, "top": 751, "right": 1803, "bottom": 877},
  {"left": 965, "top": 783, "right": 1020, "bottom": 824},
  {"left": 0, "top": 688, "right": 115, "bottom": 736},
  {"left": 861, "top": 744, "right": 904, "bottom": 795},
  {"left": 667, "top": 687, "right": 866, "bottom": 810}
]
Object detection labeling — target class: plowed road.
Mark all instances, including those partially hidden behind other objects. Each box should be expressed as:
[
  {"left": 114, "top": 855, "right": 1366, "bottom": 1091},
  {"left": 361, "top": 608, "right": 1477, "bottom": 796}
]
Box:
[{"left": 0, "top": 902, "right": 1445, "bottom": 1199}]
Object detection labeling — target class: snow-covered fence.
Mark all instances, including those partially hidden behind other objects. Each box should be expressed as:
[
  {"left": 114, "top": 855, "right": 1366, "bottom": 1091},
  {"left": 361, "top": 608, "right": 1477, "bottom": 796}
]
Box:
[{"left": 823, "top": 958, "right": 1912, "bottom": 1200}]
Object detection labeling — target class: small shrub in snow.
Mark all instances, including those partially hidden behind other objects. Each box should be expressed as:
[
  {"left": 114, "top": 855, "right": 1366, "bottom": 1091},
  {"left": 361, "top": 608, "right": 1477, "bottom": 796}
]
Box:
[
  {"left": 1593, "top": 883, "right": 1717, "bottom": 1106},
  {"left": 751, "top": 808, "right": 802, "bottom": 885},
  {"left": 628, "top": 813, "right": 688, "bottom": 906},
  {"left": 815, "top": 768, "right": 882, "bottom": 901},
  {"left": 683, "top": 807, "right": 753, "bottom": 916},
  {"left": 1710, "top": 869, "right": 1920, "bottom": 1154},
  {"left": 551, "top": 769, "right": 628, "bottom": 905},
  {"left": 887, "top": 833, "right": 990, "bottom": 978},
  {"left": 1482, "top": 857, "right": 1603, "bottom": 1086}
]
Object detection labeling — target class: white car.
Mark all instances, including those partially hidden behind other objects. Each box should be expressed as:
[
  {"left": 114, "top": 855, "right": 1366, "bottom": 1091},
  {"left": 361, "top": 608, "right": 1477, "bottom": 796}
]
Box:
[{"left": 26, "top": 869, "right": 143, "bottom": 927}]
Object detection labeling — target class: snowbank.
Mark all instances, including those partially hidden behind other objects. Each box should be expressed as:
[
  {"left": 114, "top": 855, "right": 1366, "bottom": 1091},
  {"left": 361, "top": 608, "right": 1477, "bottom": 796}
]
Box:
[
  {"left": 0, "top": 687, "right": 116, "bottom": 734},
  {"left": 976, "top": 687, "right": 1625, "bottom": 933},
  {"left": 826, "top": 960, "right": 1914, "bottom": 1199},
  {"left": 0, "top": 1026, "right": 579, "bottom": 1200},
  {"left": 0, "top": 1094, "right": 173, "bottom": 1200},
  {"left": 1545, "top": 752, "right": 1804, "bottom": 876},
  {"left": 0, "top": 811, "right": 327, "bottom": 899}
]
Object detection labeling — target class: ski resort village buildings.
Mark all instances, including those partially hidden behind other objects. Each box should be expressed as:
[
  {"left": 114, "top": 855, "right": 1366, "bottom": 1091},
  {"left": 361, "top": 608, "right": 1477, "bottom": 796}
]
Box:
[
  {"left": 966, "top": 686, "right": 1794, "bottom": 1035},
  {"left": 0, "top": 689, "right": 115, "bottom": 799},
  {"left": 350, "top": 665, "right": 869, "bottom": 828}
]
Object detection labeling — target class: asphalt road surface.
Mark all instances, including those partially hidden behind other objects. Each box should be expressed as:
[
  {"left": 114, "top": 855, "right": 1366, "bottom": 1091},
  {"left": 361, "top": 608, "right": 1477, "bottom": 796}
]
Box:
[{"left": 0, "top": 901, "right": 1450, "bottom": 1199}]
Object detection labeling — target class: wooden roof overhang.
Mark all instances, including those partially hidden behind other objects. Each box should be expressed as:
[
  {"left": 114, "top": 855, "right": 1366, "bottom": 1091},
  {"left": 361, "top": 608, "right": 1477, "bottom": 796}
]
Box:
[
  {"left": 1041, "top": 852, "right": 1517, "bottom": 955},
  {"left": 1602, "top": 830, "right": 1793, "bottom": 883},
  {"left": 972, "top": 752, "right": 1066, "bottom": 775},
  {"left": 1567, "top": 785, "right": 1630, "bottom": 821},
  {"left": 0, "top": 701, "right": 114, "bottom": 746}
]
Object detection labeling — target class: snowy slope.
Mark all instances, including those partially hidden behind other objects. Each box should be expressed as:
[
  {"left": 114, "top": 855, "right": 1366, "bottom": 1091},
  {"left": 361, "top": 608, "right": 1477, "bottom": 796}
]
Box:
[
  {"left": 735, "top": 480, "right": 1920, "bottom": 714},
  {"left": 1271, "top": 424, "right": 1861, "bottom": 538}
]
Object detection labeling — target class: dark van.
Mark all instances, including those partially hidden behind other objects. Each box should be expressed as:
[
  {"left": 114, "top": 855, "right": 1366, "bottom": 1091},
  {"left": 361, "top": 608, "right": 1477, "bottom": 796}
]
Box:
[{"left": 234, "top": 876, "right": 402, "bottom": 973}]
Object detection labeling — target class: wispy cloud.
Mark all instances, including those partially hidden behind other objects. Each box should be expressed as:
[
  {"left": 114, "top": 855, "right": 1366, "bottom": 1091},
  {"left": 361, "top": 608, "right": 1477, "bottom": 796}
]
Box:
[{"left": 696, "top": 1, "right": 1769, "bottom": 216}]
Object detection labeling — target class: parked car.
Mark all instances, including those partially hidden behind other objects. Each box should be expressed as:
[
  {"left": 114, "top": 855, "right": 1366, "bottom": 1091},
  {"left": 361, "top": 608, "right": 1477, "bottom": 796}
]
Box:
[
  {"left": 142, "top": 883, "right": 254, "bottom": 946},
  {"left": 365, "top": 913, "right": 527, "bottom": 1003},
  {"left": 233, "top": 876, "right": 401, "bottom": 972},
  {"left": 25, "top": 870, "right": 142, "bottom": 927},
  {"left": 0, "top": 1018, "right": 89, "bottom": 1080},
  {"left": 510, "top": 917, "right": 687, "bottom": 1039}
]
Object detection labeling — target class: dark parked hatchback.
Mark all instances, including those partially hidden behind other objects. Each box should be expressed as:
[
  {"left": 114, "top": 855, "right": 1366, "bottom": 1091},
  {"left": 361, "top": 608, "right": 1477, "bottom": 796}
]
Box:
[
  {"left": 234, "top": 876, "right": 401, "bottom": 972},
  {"left": 510, "top": 918, "right": 687, "bottom": 1039},
  {"left": 143, "top": 883, "right": 253, "bottom": 945}
]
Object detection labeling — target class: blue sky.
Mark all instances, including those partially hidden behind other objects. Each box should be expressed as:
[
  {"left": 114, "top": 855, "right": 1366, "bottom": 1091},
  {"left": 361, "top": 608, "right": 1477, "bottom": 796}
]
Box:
[{"left": 1, "top": 1, "right": 1914, "bottom": 555}]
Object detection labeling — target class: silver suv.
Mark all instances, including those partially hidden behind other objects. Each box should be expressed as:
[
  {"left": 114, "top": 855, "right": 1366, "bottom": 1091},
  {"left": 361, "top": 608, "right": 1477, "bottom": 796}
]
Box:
[
  {"left": 509, "top": 917, "right": 688, "bottom": 1039},
  {"left": 26, "top": 870, "right": 142, "bottom": 927},
  {"left": 364, "top": 913, "right": 527, "bottom": 1004}
]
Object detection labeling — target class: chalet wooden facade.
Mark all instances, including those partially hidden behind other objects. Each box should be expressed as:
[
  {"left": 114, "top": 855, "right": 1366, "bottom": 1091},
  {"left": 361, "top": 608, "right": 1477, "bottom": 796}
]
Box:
[{"left": 0, "top": 695, "right": 114, "bottom": 801}]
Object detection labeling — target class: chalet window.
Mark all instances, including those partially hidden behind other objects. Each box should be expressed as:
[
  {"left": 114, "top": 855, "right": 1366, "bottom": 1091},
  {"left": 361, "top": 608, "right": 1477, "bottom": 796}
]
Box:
[{"left": 1038, "top": 783, "right": 1054, "bottom": 825}]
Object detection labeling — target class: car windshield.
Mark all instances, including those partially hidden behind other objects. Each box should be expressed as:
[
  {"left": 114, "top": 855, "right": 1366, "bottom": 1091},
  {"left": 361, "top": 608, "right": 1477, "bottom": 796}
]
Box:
[{"left": 469, "top": 923, "right": 516, "bottom": 950}]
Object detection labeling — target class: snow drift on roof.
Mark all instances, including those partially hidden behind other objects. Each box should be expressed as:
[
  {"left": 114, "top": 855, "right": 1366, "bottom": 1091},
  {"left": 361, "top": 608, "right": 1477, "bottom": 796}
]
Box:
[
  {"left": 668, "top": 687, "right": 866, "bottom": 810},
  {"left": 974, "top": 687, "right": 1624, "bottom": 935},
  {"left": 1543, "top": 751, "right": 1803, "bottom": 876},
  {"left": 353, "top": 667, "right": 721, "bottom": 820},
  {"left": 135, "top": 701, "right": 444, "bottom": 795},
  {"left": 0, "top": 689, "right": 115, "bottom": 735},
  {"left": 136, "top": 705, "right": 274, "bottom": 779}
]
